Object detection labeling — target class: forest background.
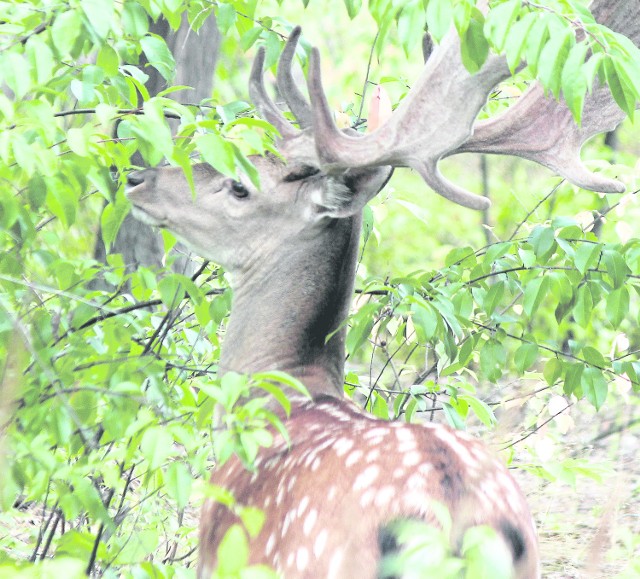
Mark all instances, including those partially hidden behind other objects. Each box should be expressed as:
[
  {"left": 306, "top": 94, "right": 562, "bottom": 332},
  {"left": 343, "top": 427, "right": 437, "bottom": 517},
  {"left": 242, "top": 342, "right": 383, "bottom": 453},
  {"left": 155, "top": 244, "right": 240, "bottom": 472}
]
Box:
[{"left": 1, "top": 0, "right": 639, "bottom": 577}]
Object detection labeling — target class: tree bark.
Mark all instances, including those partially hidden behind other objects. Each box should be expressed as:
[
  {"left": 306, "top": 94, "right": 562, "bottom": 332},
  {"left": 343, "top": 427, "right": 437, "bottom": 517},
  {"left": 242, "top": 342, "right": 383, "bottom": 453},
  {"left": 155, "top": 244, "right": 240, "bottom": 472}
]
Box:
[{"left": 93, "top": 14, "right": 220, "bottom": 285}]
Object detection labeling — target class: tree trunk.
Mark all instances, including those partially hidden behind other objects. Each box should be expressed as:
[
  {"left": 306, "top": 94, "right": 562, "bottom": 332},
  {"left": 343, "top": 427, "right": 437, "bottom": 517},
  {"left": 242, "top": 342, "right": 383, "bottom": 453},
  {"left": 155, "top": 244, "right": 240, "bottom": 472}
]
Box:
[{"left": 93, "top": 14, "right": 220, "bottom": 285}]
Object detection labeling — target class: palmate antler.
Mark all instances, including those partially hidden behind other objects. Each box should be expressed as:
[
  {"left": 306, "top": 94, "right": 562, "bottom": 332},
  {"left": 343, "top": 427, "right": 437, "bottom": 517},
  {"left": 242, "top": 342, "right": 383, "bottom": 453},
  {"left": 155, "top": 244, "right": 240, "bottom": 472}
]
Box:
[{"left": 250, "top": 0, "right": 636, "bottom": 211}]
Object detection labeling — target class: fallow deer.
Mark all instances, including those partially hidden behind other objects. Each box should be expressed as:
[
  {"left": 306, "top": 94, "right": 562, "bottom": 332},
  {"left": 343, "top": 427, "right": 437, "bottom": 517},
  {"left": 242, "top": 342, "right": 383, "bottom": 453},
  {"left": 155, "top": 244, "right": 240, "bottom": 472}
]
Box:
[{"left": 126, "top": 3, "right": 636, "bottom": 576}]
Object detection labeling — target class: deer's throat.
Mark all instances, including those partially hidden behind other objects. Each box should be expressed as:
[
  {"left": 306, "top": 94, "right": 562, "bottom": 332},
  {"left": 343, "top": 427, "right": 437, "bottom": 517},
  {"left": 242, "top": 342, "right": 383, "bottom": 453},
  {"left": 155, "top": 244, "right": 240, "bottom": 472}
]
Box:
[{"left": 220, "top": 215, "right": 362, "bottom": 399}]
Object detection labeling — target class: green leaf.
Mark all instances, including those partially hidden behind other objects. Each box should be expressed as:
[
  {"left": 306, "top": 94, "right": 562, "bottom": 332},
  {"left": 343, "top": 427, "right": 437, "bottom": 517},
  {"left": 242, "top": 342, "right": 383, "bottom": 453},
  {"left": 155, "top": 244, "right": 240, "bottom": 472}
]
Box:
[
  {"left": 459, "top": 394, "right": 496, "bottom": 427},
  {"left": 66, "top": 128, "right": 89, "bottom": 157},
  {"left": 581, "top": 367, "right": 607, "bottom": 410},
  {"left": 561, "top": 41, "right": 589, "bottom": 123},
  {"left": 603, "top": 56, "right": 636, "bottom": 120},
  {"left": 412, "top": 300, "right": 438, "bottom": 341},
  {"left": 483, "top": 280, "right": 504, "bottom": 317},
  {"left": 81, "top": 0, "right": 114, "bottom": 41},
  {"left": 123, "top": 2, "right": 149, "bottom": 37},
  {"left": 484, "top": 0, "right": 521, "bottom": 52},
  {"left": 564, "top": 362, "right": 584, "bottom": 395},
  {"left": 530, "top": 226, "right": 555, "bottom": 259},
  {"left": 523, "top": 275, "right": 550, "bottom": 317},
  {"left": 240, "top": 27, "right": 263, "bottom": 52},
  {"left": 51, "top": 10, "right": 83, "bottom": 57},
  {"left": 398, "top": 1, "right": 427, "bottom": 56},
  {"left": 573, "top": 284, "right": 593, "bottom": 328},
  {"left": 574, "top": 242, "right": 600, "bottom": 275},
  {"left": 239, "top": 506, "right": 266, "bottom": 539},
  {"left": 606, "top": 286, "right": 629, "bottom": 328},
  {"left": 581, "top": 346, "right": 605, "bottom": 369},
  {"left": 343, "top": 0, "right": 363, "bottom": 19},
  {"left": 544, "top": 357, "right": 563, "bottom": 386},
  {"left": 347, "top": 303, "right": 380, "bottom": 355},
  {"left": 460, "top": 9, "right": 489, "bottom": 73},
  {"left": 524, "top": 14, "right": 549, "bottom": 75},
  {"left": 217, "top": 3, "right": 237, "bottom": 33},
  {"left": 537, "top": 27, "right": 573, "bottom": 98},
  {"left": 197, "top": 132, "right": 236, "bottom": 178},
  {"left": 217, "top": 525, "right": 249, "bottom": 574},
  {"left": 140, "top": 35, "right": 176, "bottom": 81},
  {"left": 504, "top": 11, "right": 536, "bottom": 71},
  {"left": 480, "top": 340, "right": 506, "bottom": 382},
  {"left": 426, "top": 0, "right": 453, "bottom": 43},
  {"left": 603, "top": 249, "right": 630, "bottom": 289},
  {"left": 165, "top": 462, "right": 192, "bottom": 510},
  {"left": 514, "top": 342, "right": 538, "bottom": 374},
  {"left": 141, "top": 427, "right": 174, "bottom": 471},
  {"left": 96, "top": 44, "right": 120, "bottom": 77},
  {"left": 101, "top": 189, "right": 130, "bottom": 251}
]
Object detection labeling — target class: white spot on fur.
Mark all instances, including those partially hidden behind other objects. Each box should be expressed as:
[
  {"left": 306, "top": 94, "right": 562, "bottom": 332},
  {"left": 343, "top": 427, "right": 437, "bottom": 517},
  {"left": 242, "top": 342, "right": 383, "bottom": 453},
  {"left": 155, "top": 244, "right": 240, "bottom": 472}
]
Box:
[
  {"left": 364, "top": 427, "right": 389, "bottom": 439},
  {"left": 403, "top": 451, "right": 422, "bottom": 467},
  {"left": 287, "top": 475, "right": 298, "bottom": 492},
  {"left": 395, "top": 427, "right": 415, "bottom": 442},
  {"left": 314, "top": 528, "right": 328, "bottom": 558},
  {"left": 328, "top": 548, "right": 344, "bottom": 576},
  {"left": 418, "top": 463, "right": 434, "bottom": 476},
  {"left": 375, "top": 485, "right": 396, "bottom": 508},
  {"left": 311, "top": 456, "right": 322, "bottom": 471},
  {"left": 398, "top": 440, "right": 418, "bottom": 453},
  {"left": 407, "top": 473, "right": 426, "bottom": 490},
  {"left": 286, "top": 552, "right": 295, "bottom": 568},
  {"left": 320, "top": 404, "right": 352, "bottom": 422},
  {"left": 366, "top": 448, "right": 381, "bottom": 463},
  {"left": 282, "top": 511, "right": 293, "bottom": 536},
  {"left": 354, "top": 465, "right": 380, "bottom": 490},
  {"left": 297, "top": 547, "right": 309, "bottom": 572},
  {"left": 265, "top": 532, "right": 276, "bottom": 556},
  {"left": 435, "top": 428, "right": 478, "bottom": 467},
  {"left": 303, "top": 508, "right": 318, "bottom": 536},
  {"left": 298, "top": 495, "right": 310, "bottom": 517},
  {"left": 393, "top": 467, "right": 406, "bottom": 479},
  {"left": 328, "top": 485, "right": 338, "bottom": 501},
  {"left": 315, "top": 437, "right": 336, "bottom": 453},
  {"left": 506, "top": 489, "right": 523, "bottom": 514},
  {"left": 334, "top": 437, "right": 355, "bottom": 456},
  {"left": 346, "top": 449, "right": 363, "bottom": 467},
  {"left": 362, "top": 488, "right": 377, "bottom": 507}
]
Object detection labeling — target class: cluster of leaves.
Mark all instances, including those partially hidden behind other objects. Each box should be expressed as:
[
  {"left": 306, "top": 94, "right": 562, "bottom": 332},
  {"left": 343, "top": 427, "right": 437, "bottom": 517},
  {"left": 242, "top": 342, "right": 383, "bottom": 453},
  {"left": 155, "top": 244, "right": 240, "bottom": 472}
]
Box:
[
  {"left": 0, "top": 0, "right": 638, "bottom": 577},
  {"left": 0, "top": 0, "right": 293, "bottom": 575},
  {"left": 379, "top": 504, "right": 515, "bottom": 579},
  {"left": 347, "top": 196, "right": 640, "bottom": 426},
  {"left": 336, "top": 0, "right": 640, "bottom": 123}
]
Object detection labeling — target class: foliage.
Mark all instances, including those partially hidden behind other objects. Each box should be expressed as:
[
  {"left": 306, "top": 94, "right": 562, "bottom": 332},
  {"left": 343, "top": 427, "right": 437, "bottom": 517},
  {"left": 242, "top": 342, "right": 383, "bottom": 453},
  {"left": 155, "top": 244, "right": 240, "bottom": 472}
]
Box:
[
  {"left": 0, "top": 0, "right": 638, "bottom": 577},
  {"left": 378, "top": 507, "right": 514, "bottom": 579}
]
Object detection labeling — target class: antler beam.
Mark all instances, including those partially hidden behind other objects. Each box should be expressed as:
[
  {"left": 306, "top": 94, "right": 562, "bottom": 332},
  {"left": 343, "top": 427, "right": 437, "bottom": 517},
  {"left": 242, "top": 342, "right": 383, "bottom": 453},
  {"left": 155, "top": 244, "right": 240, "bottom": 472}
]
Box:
[
  {"left": 306, "top": 33, "right": 511, "bottom": 210},
  {"left": 450, "top": 0, "right": 639, "bottom": 194}
]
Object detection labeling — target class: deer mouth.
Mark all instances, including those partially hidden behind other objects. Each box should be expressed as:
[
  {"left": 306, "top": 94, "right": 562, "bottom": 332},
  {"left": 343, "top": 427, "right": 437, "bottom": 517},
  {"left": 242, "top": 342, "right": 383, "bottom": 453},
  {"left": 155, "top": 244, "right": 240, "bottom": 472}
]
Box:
[
  {"left": 125, "top": 183, "right": 169, "bottom": 227},
  {"left": 129, "top": 204, "right": 168, "bottom": 228}
]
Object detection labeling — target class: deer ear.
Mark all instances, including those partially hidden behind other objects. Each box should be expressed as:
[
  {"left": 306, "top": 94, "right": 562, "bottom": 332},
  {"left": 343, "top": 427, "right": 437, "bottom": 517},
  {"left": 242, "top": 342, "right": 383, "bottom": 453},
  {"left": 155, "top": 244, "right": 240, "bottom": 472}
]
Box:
[{"left": 312, "top": 167, "right": 393, "bottom": 219}]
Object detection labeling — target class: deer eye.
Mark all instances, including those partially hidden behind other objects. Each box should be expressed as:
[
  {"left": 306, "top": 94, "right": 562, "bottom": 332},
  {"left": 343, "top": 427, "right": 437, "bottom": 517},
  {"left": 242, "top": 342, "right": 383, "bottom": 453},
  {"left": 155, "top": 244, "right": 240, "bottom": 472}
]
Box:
[{"left": 229, "top": 180, "right": 249, "bottom": 199}]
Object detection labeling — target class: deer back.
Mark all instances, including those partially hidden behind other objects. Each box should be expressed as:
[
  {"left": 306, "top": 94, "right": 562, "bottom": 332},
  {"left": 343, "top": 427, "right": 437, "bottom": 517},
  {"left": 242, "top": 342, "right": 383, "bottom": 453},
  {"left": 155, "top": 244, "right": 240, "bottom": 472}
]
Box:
[{"left": 199, "top": 398, "right": 539, "bottom": 578}]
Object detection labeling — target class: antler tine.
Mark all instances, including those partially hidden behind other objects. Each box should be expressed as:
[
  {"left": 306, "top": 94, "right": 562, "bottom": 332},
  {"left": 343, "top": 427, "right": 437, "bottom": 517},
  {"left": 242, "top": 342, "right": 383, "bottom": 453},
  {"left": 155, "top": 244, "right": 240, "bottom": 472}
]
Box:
[
  {"left": 249, "top": 46, "right": 298, "bottom": 139},
  {"left": 453, "top": 83, "right": 627, "bottom": 194},
  {"left": 277, "top": 26, "right": 313, "bottom": 129},
  {"left": 306, "top": 33, "right": 511, "bottom": 209}
]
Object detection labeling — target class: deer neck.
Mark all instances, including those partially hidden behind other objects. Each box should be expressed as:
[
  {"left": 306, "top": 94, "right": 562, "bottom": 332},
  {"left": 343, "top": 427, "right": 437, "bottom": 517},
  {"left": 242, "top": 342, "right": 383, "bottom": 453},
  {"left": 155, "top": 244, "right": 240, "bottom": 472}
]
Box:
[{"left": 220, "top": 214, "right": 361, "bottom": 400}]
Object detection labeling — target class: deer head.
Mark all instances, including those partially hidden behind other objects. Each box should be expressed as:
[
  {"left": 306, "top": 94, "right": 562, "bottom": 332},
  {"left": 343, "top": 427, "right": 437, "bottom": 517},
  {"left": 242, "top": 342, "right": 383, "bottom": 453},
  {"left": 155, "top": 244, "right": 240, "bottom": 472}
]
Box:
[
  {"left": 125, "top": 3, "right": 635, "bottom": 577},
  {"left": 127, "top": 16, "right": 628, "bottom": 398}
]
